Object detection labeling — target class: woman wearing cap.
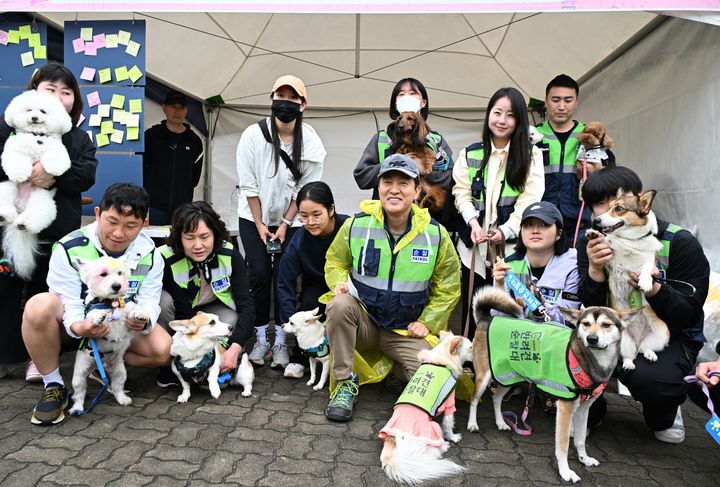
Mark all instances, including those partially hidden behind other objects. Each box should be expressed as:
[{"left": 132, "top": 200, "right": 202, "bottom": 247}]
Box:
[
  {"left": 235, "top": 75, "right": 326, "bottom": 370},
  {"left": 452, "top": 87, "right": 545, "bottom": 339},
  {"left": 353, "top": 78, "right": 457, "bottom": 229}
]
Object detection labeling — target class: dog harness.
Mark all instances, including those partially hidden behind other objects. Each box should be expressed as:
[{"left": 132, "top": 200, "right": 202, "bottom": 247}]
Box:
[
  {"left": 395, "top": 364, "right": 456, "bottom": 417},
  {"left": 173, "top": 338, "right": 234, "bottom": 385},
  {"left": 301, "top": 331, "right": 330, "bottom": 358}
]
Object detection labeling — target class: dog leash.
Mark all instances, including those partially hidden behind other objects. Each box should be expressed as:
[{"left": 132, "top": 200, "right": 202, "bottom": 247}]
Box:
[
  {"left": 653, "top": 276, "right": 697, "bottom": 297},
  {"left": 463, "top": 244, "right": 477, "bottom": 339},
  {"left": 684, "top": 371, "right": 720, "bottom": 446},
  {"left": 70, "top": 338, "right": 110, "bottom": 416}
]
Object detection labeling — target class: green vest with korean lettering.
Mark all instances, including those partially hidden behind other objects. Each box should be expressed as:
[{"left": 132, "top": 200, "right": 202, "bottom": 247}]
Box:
[{"left": 395, "top": 364, "right": 456, "bottom": 417}]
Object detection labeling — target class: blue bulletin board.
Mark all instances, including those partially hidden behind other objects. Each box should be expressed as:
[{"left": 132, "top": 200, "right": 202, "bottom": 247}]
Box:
[
  {"left": 83, "top": 153, "right": 143, "bottom": 216},
  {"left": 79, "top": 86, "right": 145, "bottom": 153},
  {"left": 0, "top": 21, "right": 48, "bottom": 112}
]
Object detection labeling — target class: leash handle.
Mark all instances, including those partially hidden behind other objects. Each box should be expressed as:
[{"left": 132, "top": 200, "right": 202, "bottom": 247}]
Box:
[
  {"left": 502, "top": 385, "right": 534, "bottom": 436},
  {"left": 505, "top": 270, "right": 550, "bottom": 322},
  {"left": 463, "top": 244, "right": 477, "bottom": 339},
  {"left": 684, "top": 371, "right": 720, "bottom": 417}
]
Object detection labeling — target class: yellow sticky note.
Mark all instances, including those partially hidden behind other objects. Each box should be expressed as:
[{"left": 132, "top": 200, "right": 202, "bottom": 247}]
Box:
[
  {"left": 127, "top": 65, "right": 143, "bottom": 83},
  {"left": 126, "top": 114, "right": 140, "bottom": 128},
  {"left": 19, "top": 25, "right": 31, "bottom": 40},
  {"left": 114, "top": 66, "right": 129, "bottom": 82},
  {"left": 34, "top": 45, "right": 47, "bottom": 60},
  {"left": 125, "top": 41, "right": 141, "bottom": 57},
  {"left": 97, "top": 104, "right": 111, "bottom": 118},
  {"left": 126, "top": 127, "right": 139, "bottom": 141},
  {"left": 28, "top": 33, "right": 41, "bottom": 47},
  {"left": 81, "top": 27, "right": 93, "bottom": 41},
  {"left": 7, "top": 30, "right": 20, "bottom": 44},
  {"left": 110, "top": 94, "right": 125, "bottom": 110},
  {"left": 20, "top": 51, "right": 34, "bottom": 67},
  {"left": 98, "top": 68, "right": 112, "bottom": 84},
  {"left": 96, "top": 133, "right": 109, "bottom": 147},
  {"left": 117, "top": 30, "right": 131, "bottom": 46},
  {"left": 100, "top": 121, "right": 114, "bottom": 135},
  {"left": 111, "top": 129, "right": 124, "bottom": 144},
  {"left": 89, "top": 114, "right": 102, "bottom": 127},
  {"left": 128, "top": 99, "right": 142, "bottom": 113},
  {"left": 105, "top": 34, "right": 118, "bottom": 48}
]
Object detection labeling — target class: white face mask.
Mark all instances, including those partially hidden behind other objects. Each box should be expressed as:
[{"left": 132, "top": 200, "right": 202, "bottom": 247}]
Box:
[{"left": 396, "top": 95, "right": 423, "bottom": 114}]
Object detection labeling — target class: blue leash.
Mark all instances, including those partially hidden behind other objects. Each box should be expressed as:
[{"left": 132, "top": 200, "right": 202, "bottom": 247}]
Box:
[{"left": 71, "top": 338, "right": 110, "bottom": 415}]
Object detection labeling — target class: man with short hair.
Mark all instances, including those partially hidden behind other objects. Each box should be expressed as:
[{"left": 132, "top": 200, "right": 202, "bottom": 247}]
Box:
[
  {"left": 322, "top": 153, "right": 461, "bottom": 422},
  {"left": 143, "top": 90, "right": 204, "bottom": 225},
  {"left": 536, "top": 74, "right": 588, "bottom": 239},
  {"left": 22, "top": 183, "right": 171, "bottom": 426}
]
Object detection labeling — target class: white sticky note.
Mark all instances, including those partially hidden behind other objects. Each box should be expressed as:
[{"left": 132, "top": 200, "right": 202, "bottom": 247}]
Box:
[
  {"left": 125, "top": 114, "right": 140, "bottom": 128},
  {"left": 111, "top": 129, "right": 124, "bottom": 144},
  {"left": 89, "top": 114, "right": 102, "bottom": 127},
  {"left": 125, "top": 40, "right": 140, "bottom": 57},
  {"left": 97, "top": 104, "right": 111, "bottom": 118},
  {"left": 117, "top": 30, "right": 131, "bottom": 46},
  {"left": 20, "top": 51, "right": 34, "bottom": 67},
  {"left": 105, "top": 34, "right": 118, "bottom": 49}
]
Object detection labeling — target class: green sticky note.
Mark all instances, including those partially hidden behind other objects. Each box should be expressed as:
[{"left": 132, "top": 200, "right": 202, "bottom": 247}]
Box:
[
  {"left": 98, "top": 68, "right": 112, "bottom": 84},
  {"left": 96, "top": 133, "right": 109, "bottom": 147},
  {"left": 100, "top": 121, "right": 114, "bottom": 135},
  {"left": 117, "top": 30, "right": 131, "bottom": 45},
  {"left": 110, "top": 94, "right": 125, "bottom": 110},
  {"left": 28, "top": 33, "right": 41, "bottom": 47},
  {"left": 127, "top": 65, "right": 143, "bottom": 83},
  {"left": 34, "top": 45, "right": 47, "bottom": 60},
  {"left": 114, "top": 66, "right": 129, "bottom": 82},
  {"left": 128, "top": 99, "right": 142, "bottom": 113},
  {"left": 19, "top": 25, "right": 31, "bottom": 40},
  {"left": 20, "top": 51, "right": 34, "bottom": 67},
  {"left": 81, "top": 27, "right": 93, "bottom": 41},
  {"left": 7, "top": 30, "right": 20, "bottom": 44},
  {"left": 126, "top": 127, "right": 139, "bottom": 141},
  {"left": 110, "top": 129, "right": 124, "bottom": 144},
  {"left": 105, "top": 34, "right": 118, "bottom": 48}
]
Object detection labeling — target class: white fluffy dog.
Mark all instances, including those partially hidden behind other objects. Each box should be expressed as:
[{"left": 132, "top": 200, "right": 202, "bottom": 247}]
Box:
[
  {"left": 0, "top": 90, "right": 72, "bottom": 280},
  {"left": 282, "top": 308, "right": 330, "bottom": 390},
  {"left": 69, "top": 256, "right": 150, "bottom": 414}
]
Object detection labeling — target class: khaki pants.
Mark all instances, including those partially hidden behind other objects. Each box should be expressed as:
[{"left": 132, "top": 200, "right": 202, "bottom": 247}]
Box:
[{"left": 326, "top": 294, "right": 431, "bottom": 382}]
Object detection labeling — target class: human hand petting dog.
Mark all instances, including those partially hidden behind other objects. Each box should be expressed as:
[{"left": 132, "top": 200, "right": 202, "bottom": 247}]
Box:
[
  {"left": 221, "top": 342, "right": 242, "bottom": 372},
  {"left": 407, "top": 321, "right": 429, "bottom": 338},
  {"left": 627, "top": 268, "right": 661, "bottom": 297}
]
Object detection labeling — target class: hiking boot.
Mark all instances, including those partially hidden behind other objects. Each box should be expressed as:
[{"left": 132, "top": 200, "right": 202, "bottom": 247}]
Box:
[
  {"left": 156, "top": 365, "right": 180, "bottom": 388},
  {"left": 270, "top": 343, "right": 290, "bottom": 369},
  {"left": 325, "top": 373, "right": 359, "bottom": 422},
  {"left": 31, "top": 383, "right": 68, "bottom": 426},
  {"left": 25, "top": 361, "right": 42, "bottom": 383},
  {"left": 284, "top": 363, "right": 306, "bottom": 379},
  {"left": 655, "top": 406, "right": 685, "bottom": 444},
  {"left": 248, "top": 341, "right": 272, "bottom": 366}
]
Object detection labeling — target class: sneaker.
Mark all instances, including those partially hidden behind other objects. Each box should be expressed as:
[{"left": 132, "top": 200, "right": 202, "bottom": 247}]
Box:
[
  {"left": 654, "top": 406, "right": 685, "bottom": 444},
  {"left": 156, "top": 365, "right": 180, "bottom": 388},
  {"left": 0, "top": 364, "right": 8, "bottom": 379},
  {"left": 31, "top": 383, "right": 68, "bottom": 426},
  {"left": 325, "top": 373, "right": 359, "bottom": 422},
  {"left": 284, "top": 363, "right": 306, "bottom": 379},
  {"left": 248, "top": 341, "right": 272, "bottom": 366},
  {"left": 25, "top": 361, "right": 42, "bottom": 383},
  {"left": 270, "top": 343, "right": 290, "bottom": 369}
]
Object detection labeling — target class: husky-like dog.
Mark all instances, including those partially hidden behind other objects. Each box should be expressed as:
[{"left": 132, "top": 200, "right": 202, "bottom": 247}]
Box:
[
  {"left": 468, "top": 286, "right": 642, "bottom": 483},
  {"left": 69, "top": 256, "right": 149, "bottom": 414},
  {"left": 282, "top": 308, "right": 330, "bottom": 390},
  {"left": 585, "top": 188, "right": 670, "bottom": 370}
]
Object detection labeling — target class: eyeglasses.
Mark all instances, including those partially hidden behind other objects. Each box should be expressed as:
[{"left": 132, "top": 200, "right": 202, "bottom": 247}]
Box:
[{"left": 298, "top": 215, "right": 323, "bottom": 224}]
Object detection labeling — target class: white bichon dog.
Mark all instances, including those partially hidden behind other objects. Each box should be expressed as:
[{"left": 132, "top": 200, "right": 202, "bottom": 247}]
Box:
[
  {"left": 0, "top": 90, "right": 72, "bottom": 280},
  {"left": 68, "top": 256, "right": 150, "bottom": 415}
]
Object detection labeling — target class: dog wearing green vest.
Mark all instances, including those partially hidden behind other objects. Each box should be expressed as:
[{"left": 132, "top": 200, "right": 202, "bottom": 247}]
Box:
[
  {"left": 379, "top": 330, "right": 472, "bottom": 485},
  {"left": 469, "top": 285, "right": 642, "bottom": 483},
  {"left": 68, "top": 256, "right": 150, "bottom": 414}
]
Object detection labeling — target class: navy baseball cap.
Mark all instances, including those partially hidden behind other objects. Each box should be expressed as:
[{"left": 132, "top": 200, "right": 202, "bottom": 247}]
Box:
[
  {"left": 164, "top": 90, "right": 188, "bottom": 107},
  {"left": 521, "top": 201, "right": 563, "bottom": 225},
  {"left": 378, "top": 153, "right": 419, "bottom": 180}
]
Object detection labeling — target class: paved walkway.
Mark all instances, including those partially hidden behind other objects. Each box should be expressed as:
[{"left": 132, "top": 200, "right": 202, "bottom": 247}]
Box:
[{"left": 0, "top": 353, "right": 718, "bottom": 486}]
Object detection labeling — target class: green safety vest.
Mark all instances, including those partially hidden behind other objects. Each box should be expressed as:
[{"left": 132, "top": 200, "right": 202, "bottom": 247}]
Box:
[
  {"left": 376, "top": 129, "right": 443, "bottom": 164},
  {"left": 488, "top": 316, "right": 580, "bottom": 399},
  {"left": 348, "top": 213, "right": 440, "bottom": 328},
  {"left": 55, "top": 226, "right": 154, "bottom": 301},
  {"left": 395, "top": 363, "right": 456, "bottom": 417},
  {"left": 159, "top": 242, "right": 236, "bottom": 310},
  {"left": 535, "top": 121, "right": 585, "bottom": 174},
  {"left": 465, "top": 143, "right": 521, "bottom": 226}
]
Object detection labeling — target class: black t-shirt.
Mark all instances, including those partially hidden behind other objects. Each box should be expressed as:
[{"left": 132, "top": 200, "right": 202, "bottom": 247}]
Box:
[{"left": 553, "top": 121, "right": 579, "bottom": 147}]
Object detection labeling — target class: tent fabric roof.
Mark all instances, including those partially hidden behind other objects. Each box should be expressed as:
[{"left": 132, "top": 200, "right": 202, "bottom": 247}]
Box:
[{"left": 39, "top": 11, "right": 656, "bottom": 109}]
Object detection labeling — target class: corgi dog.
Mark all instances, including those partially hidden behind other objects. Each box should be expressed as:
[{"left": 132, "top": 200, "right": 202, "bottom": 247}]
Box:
[
  {"left": 468, "top": 286, "right": 642, "bottom": 483},
  {"left": 585, "top": 189, "right": 670, "bottom": 369},
  {"left": 168, "top": 312, "right": 254, "bottom": 402},
  {"left": 379, "top": 330, "right": 472, "bottom": 485},
  {"left": 282, "top": 308, "right": 330, "bottom": 390}
]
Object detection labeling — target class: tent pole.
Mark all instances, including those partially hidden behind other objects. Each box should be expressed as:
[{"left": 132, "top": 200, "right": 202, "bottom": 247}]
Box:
[{"left": 203, "top": 102, "right": 213, "bottom": 205}]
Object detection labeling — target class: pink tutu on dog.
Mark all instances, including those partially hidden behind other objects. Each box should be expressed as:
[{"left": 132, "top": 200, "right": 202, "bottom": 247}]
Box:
[{"left": 379, "top": 391, "right": 457, "bottom": 447}]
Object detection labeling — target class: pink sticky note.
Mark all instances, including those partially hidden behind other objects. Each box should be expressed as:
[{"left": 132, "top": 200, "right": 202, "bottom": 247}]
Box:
[
  {"left": 84, "top": 42, "right": 97, "bottom": 56},
  {"left": 0, "top": 30, "right": 8, "bottom": 46},
  {"left": 80, "top": 67, "right": 96, "bottom": 82},
  {"left": 72, "top": 37, "right": 85, "bottom": 53},
  {"left": 86, "top": 91, "right": 101, "bottom": 108},
  {"left": 93, "top": 33, "right": 106, "bottom": 49},
  {"left": 77, "top": 113, "right": 86, "bottom": 127}
]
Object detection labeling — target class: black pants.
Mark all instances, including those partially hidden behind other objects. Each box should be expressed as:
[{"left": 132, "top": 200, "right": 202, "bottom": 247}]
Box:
[
  {"left": 460, "top": 263, "right": 488, "bottom": 339},
  {"left": 149, "top": 207, "right": 173, "bottom": 226},
  {"left": 289, "top": 277, "right": 330, "bottom": 366},
  {"left": 238, "top": 218, "right": 297, "bottom": 327}
]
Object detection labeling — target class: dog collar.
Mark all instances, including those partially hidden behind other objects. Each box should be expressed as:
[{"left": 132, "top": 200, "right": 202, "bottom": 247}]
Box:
[{"left": 85, "top": 297, "right": 126, "bottom": 320}]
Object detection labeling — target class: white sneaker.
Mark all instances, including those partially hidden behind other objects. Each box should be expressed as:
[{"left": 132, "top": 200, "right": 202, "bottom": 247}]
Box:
[
  {"left": 654, "top": 406, "right": 685, "bottom": 444},
  {"left": 284, "top": 363, "right": 306, "bottom": 379},
  {"left": 248, "top": 341, "right": 272, "bottom": 366},
  {"left": 271, "top": 343, "right": 290, "bottom": 369}
]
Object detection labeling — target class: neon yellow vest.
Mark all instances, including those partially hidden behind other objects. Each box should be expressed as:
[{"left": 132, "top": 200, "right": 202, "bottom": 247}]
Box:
[
  {"left": 465, "top": 144, "right": 521, "bottom": 226},
  {"left": 376, "top": 129, "right": 443, "bottom": 164},
  {"left": 395, "top": 364, "right": 456, "bottom": 417},
  {"left": 535, "top": 121, "right": 585, "bottom": 174}
]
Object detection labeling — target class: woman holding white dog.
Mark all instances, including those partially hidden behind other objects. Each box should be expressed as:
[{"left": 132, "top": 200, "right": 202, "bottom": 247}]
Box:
[
  {"left": 0, "top": 62, "right": 97, "bottom": 381},
  {"left": 156, "top": 201, "right": 255, "bottom": 387},
  {"left": 452, "top": 86, "right": 545, "bottom": 340},
  {"left": 277, "top": 181, "right": 348, "bottom": 378}
]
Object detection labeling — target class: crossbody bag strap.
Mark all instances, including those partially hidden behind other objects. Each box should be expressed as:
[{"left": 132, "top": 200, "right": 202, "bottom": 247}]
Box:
[{"left": 257, "top": 118, "right": 296, "bottom": 175}]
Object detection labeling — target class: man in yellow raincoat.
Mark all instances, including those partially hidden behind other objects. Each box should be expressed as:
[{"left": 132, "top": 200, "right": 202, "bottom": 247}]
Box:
[{"left": 323, "top": 153, "right": 461, "bottom": 422}]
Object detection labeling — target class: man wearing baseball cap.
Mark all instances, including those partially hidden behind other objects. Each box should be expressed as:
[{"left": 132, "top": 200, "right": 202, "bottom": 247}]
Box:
[
  {"left": 143, "top": 90, "right": 204, "bottom": 225},
  {"left": 321, "top": 153, "right": 461, "bottom": 421}
]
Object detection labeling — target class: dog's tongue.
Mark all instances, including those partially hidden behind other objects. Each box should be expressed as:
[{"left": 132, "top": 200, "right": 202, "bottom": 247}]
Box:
[{"left": 602, "top": 222, "right": 624, "bottom": 233}]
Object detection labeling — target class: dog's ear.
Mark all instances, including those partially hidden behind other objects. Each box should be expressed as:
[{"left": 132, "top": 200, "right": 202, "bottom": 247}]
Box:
[
  {"left": 307, "top": 307, "right": 322, "bottom": 322},
  {"left": 438, "top": 330, "right": 452, "bottom": 341},
  {"left": 617, "top": 307, "right": 645, "bottom": 327},
  {"left": 637, "top": 190, "right": 657, "bottom": 215},
  {"left": 616, "top": 187, "right": 625, "bottom": 200},
  {"left": 448, "top": 336, "right": 464, "bottom": 357},
  {"left": 169, "top": 319, "right": 198, "bottom": 334},
  {"left": 558, "top": 306, "right": 583, "bottom": 325}
]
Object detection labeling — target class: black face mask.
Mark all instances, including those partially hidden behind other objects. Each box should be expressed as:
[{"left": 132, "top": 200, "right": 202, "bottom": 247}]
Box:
[{"left": 271, "top": 99, "right": 302, "bottom": 123}]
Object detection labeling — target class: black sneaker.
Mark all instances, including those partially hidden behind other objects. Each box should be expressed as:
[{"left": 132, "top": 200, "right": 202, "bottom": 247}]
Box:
[
  {"left": 31, "top": 383, "right": 68, "bottom": 426},
  {"left": 325, "top": 373, "right": 359, "bottom": 422},
  {"left": 156, "top": 365, "right": 180, "bottom": 388}
]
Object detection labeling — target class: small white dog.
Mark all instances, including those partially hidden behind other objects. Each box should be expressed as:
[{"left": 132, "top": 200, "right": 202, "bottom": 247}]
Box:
[
  {"left": 169, "top": 312, "right": 254, "bottom": 402},
  {"left": 0, "top": 90, "right": 72, "bottom": 280},
  {"left": 69, "top": 256, "right": 150, "bottom": 414},
  {"left": 379, "top": 330, "right": 473, "bottom": 485},
  {"left": 282, "top": 308, "right": 330, "bottom": 390}
]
